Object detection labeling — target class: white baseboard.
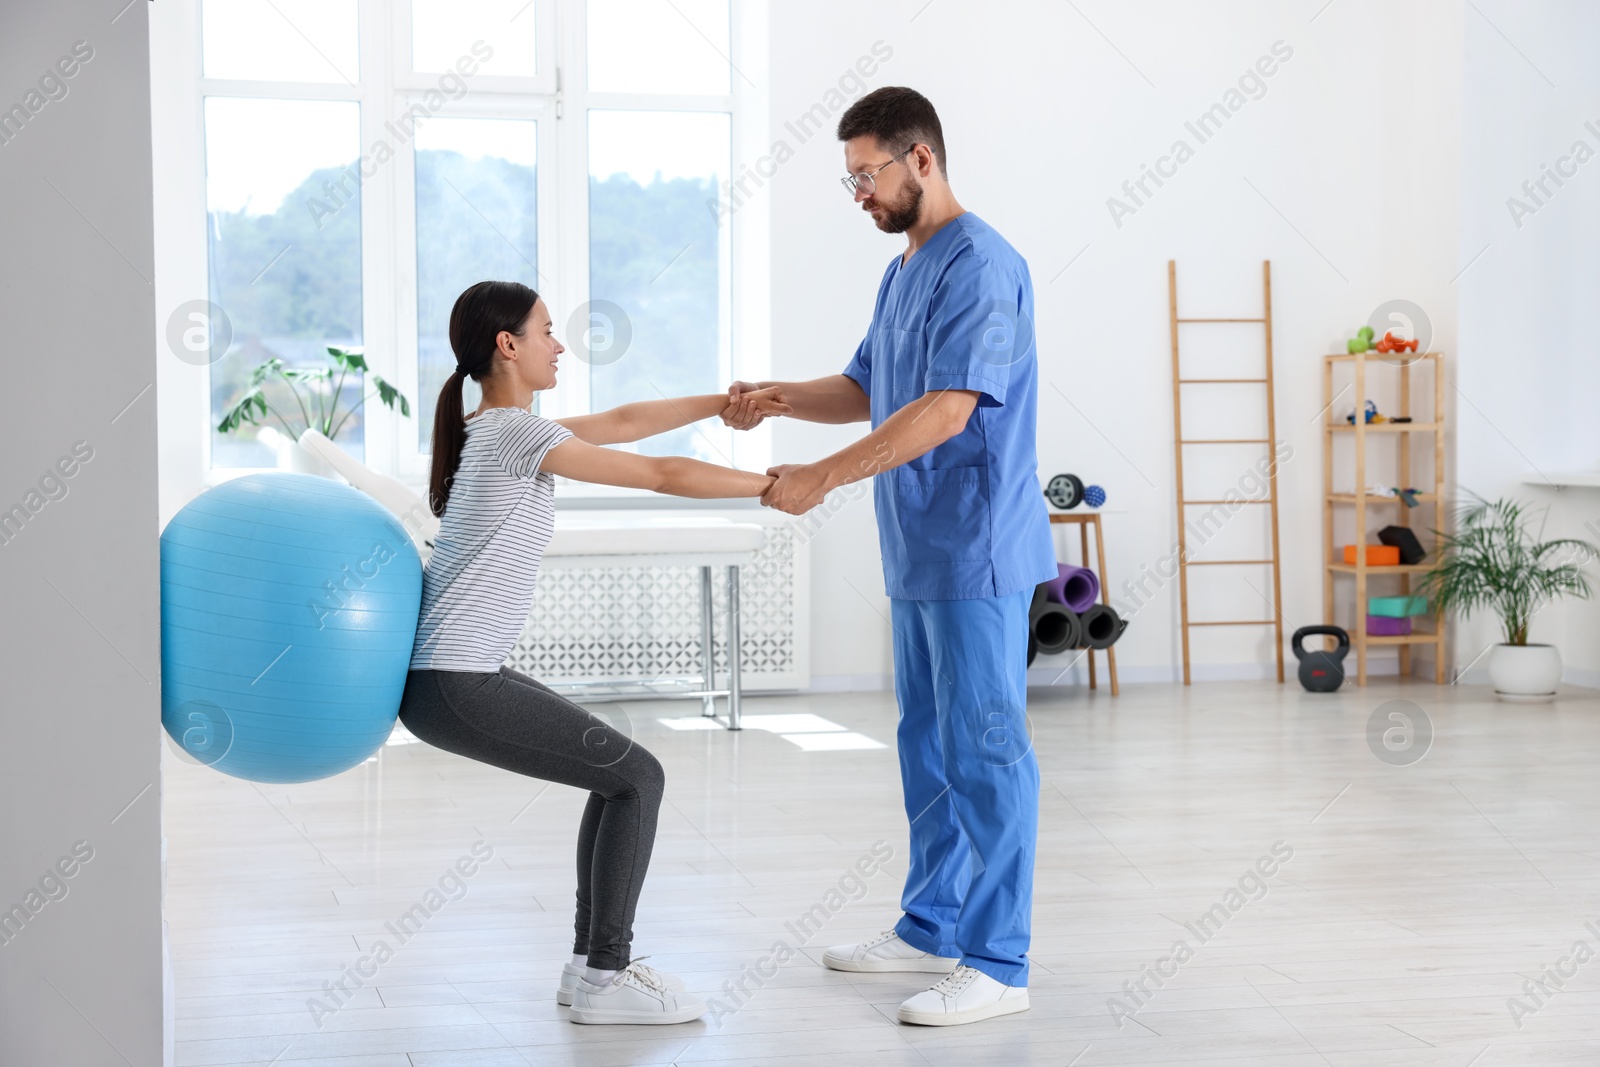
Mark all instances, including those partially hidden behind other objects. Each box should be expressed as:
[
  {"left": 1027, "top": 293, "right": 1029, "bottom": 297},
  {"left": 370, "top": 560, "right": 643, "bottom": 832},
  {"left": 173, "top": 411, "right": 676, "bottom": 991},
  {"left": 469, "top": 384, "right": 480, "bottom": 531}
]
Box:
[
  {"left": 809, "top": 660, "right": 1404, "bottom": 692},
  {"left": 1027, "top": 658, "right": 1399, "bottom": 686},
  {"left": 1456, "top": 663, "right": 1600, "bottom": 690},
  {"left": 1564, "top": 666, "right": 1600, "bottom": 690},
  {"left": 809, "top": 661, "right": 1600, "bottom": 694}
]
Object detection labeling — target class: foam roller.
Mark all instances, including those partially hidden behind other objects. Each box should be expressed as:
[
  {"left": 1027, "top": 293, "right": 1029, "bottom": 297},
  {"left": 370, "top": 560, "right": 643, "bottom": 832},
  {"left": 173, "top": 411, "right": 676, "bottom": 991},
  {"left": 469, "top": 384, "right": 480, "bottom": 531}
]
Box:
[
  {"left": 1030, "top": 601, "right": 1082, "bottom": 655},
  {"left": 1044, "top": 563, "right": 1100, "bottom": 614},
  {"left": 1077, "top": 603, "right": 1127, "bottom": 650}
]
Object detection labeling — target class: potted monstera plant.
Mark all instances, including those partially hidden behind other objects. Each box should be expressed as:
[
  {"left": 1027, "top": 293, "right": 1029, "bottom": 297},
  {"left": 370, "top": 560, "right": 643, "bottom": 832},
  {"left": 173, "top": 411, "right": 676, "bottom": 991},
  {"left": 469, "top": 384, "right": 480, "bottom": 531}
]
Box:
[
  {"left": 1416, "top": 496, "right": 1595, "bottom": 701},
  {"left": 218, "top": 346, "right": 410, "bottom": 474}
]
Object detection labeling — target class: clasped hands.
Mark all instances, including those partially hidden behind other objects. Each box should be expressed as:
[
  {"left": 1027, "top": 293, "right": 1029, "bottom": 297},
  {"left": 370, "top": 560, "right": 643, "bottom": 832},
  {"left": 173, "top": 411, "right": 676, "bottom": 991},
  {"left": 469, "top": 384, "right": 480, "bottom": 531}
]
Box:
[{"left": 718, "top": 381, "right": 832, "bottom": 516}]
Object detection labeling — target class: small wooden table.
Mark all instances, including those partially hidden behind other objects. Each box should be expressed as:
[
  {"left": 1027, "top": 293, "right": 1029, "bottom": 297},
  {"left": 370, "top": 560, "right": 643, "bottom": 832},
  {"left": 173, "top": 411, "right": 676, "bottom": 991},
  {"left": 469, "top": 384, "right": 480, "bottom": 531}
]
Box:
[{"left": 1048, "top": 511, "right": 1119, "bottom": 695}]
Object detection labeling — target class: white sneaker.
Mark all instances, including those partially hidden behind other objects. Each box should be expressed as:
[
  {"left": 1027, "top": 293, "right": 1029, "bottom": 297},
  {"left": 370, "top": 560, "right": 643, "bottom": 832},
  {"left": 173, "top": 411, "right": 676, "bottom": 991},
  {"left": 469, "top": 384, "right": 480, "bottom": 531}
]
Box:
[
  {"left": 569, "top": 959, "right": 705, "bottom": 1025},
  {"left": 897, "top": 965, "right": 1029, "bottom": 1026},
  {"left": 558, "top": 959, "right": 686, "bottom": 1006},
  {"left": 557, "top": 962, "right": 583, "bottom": 1007},
  {"left": 821, "top": 930, "right": 960, "bottom": 973}
]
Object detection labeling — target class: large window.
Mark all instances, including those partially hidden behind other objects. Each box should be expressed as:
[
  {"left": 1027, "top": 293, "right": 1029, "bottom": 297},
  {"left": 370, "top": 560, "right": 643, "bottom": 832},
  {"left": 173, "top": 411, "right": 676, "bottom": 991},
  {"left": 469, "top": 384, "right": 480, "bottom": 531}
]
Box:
[
  {"left": 588, "top": 110, "right": 729, "bottom": 462},
  {"left": 203, "top": 96, "right": 364, "bottom": 468},
  {"left": 193, "top": 0, "right": 758, "bottom": 486},
  {"left": 414, "top": 117, "right": 540, "bottom": 450}
]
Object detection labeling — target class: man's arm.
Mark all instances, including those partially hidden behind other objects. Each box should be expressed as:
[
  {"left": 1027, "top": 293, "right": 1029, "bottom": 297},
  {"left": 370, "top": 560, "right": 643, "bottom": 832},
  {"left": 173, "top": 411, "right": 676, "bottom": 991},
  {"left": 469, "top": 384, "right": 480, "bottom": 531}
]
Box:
[
  {"left": 724, "top": 375, "right": 869, "bottom": 427},
  {"left": 760, "top": 389, "right": 980, "bottom": 515}
]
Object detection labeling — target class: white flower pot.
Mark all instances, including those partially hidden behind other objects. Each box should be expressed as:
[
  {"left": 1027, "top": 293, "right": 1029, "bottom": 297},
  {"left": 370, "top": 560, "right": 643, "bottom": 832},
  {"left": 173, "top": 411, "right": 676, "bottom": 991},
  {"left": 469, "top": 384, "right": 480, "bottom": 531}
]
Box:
[
  {"left": 288, "top": 440, "right": 335, "bottom": 478},
  {"left": 1488, "top": 643, "right": 1562, "bottom": 703}
]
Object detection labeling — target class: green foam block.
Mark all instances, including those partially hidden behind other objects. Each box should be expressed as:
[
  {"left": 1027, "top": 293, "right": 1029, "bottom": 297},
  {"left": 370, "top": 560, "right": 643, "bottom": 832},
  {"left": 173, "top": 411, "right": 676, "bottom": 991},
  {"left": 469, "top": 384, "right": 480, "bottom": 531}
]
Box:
[{"left": 1369, "top": 595, "right": 1429, "bottom": 617}]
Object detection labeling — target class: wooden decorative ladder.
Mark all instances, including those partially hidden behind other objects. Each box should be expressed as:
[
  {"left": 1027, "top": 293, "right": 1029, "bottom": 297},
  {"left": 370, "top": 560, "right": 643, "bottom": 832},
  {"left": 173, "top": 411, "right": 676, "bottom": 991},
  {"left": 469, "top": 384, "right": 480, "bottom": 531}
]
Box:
[{"left": 1166, "top": 259, "right": 1285, "bottom": 684}]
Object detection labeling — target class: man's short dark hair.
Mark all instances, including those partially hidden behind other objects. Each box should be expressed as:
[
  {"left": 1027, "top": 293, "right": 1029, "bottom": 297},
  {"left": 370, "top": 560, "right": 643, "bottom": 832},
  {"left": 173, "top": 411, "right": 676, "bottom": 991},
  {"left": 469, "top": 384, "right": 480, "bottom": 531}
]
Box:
[{"left": 837, "top": 86, "right": 947, "bottom": 178}]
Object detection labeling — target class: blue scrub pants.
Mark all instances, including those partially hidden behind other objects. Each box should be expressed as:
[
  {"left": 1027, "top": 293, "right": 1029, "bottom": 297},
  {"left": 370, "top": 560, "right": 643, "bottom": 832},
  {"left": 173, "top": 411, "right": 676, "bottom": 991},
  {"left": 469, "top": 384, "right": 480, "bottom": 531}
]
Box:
[{"left": 889, "top": 589, "right": 1039, "bottom": 987}]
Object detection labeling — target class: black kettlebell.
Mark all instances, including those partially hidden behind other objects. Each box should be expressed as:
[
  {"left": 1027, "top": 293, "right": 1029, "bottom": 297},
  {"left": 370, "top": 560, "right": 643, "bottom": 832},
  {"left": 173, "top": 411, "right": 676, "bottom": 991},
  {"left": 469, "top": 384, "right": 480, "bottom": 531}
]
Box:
[{"left": 1291, "top": 626, "right": 1349, "bottom": 692}]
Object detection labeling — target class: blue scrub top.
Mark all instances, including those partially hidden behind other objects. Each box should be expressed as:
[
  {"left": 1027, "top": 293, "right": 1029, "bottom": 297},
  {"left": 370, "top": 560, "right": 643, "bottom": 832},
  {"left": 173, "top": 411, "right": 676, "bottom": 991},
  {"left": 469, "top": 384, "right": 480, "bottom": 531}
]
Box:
[{"left": 842, "top": 213, "right": 1055, "bottom": 601}]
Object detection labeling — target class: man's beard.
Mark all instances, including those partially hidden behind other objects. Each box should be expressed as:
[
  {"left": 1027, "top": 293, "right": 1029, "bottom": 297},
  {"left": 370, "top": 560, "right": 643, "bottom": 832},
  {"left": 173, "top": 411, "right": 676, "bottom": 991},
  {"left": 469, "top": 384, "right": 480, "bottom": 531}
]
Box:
[{"left": 867, "top": 180, "right": 923, "bottom": 234}]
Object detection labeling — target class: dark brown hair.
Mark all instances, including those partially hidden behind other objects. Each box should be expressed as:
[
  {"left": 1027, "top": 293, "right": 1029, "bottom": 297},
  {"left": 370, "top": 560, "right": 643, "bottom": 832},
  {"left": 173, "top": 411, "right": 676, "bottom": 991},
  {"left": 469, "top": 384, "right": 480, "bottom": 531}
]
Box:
[
  {"left": 836, "top": 86, "right": 947, "bottom": 178},
  {"left": 428, "top": 280, "right": 538, "bottom": 516}
]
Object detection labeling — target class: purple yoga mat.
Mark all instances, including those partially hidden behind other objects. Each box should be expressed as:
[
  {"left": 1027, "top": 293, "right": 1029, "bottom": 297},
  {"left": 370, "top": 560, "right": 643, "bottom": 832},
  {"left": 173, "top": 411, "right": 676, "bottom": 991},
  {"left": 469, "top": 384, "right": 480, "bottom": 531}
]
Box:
[
  {"left": 1044, "top": 563, "right": 1100, "bottom": 614},
  {"left": 1367, "top": 614, "right": 1411, "bottom": 636}
]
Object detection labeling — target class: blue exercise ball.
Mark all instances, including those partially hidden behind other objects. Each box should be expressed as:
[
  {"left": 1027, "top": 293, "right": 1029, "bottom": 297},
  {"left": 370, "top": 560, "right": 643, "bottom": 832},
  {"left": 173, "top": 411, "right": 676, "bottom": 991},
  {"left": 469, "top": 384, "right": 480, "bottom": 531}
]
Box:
[{"left": 160, "top": 473, "right": 422, "bottom": 783}]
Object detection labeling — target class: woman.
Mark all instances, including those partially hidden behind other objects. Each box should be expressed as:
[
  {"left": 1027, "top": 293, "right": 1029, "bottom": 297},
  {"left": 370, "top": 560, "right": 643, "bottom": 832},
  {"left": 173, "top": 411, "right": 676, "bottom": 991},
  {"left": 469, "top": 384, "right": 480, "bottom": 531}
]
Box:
[{"left": 399, "top": 280, "right": 787, "bottom": 1025}]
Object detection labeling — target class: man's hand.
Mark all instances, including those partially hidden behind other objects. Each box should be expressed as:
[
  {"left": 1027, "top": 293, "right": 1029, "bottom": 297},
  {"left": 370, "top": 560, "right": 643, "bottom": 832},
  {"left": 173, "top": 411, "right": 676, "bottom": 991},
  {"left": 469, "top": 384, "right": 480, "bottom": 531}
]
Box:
[
  {"left": 722, "top": 381, "right": 767, "bottom": 429},
  {"left": 722, "top": 375, "right": 871, "bottom": 427},
  {"left": 761, "top": 462, "right": 834, "bottom": 515},
  {"left": 719, "top": 384, "right": 790, "bottom": 429}
]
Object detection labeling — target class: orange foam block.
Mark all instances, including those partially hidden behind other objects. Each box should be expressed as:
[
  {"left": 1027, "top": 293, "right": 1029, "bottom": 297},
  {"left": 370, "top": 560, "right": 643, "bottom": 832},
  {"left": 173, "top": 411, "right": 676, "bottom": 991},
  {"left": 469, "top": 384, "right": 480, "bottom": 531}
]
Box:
[{"left": 1343, "top": 544, "right": 1401, "bottom": 566}]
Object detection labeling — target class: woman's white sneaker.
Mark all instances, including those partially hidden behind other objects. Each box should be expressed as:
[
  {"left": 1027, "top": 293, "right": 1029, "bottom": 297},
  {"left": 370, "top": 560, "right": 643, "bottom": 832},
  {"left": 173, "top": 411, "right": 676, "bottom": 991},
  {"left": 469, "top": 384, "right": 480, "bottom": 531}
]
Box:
[
  {"left": 822, "top": 929, "right": 960, "bottom": 973},
  {"left": 897, "top": 965, "right": 1029, "bottom": 1026},
  {"left": 556, "top": 961, "right": 583, "bottom": 1006},
  {"left": 558, "top": 959, "right": 684, "bottom": 1006},
  {"left": 569, "top": 960, "right": 705, "bottom": 1025}
]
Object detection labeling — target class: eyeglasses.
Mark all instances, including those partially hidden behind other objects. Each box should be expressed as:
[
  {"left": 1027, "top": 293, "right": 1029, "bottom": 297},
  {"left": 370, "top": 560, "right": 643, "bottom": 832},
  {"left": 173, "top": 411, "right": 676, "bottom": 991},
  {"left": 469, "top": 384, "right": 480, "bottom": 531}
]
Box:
[{"left": 840, "top": 146, "right": 915, "bottom": 198}]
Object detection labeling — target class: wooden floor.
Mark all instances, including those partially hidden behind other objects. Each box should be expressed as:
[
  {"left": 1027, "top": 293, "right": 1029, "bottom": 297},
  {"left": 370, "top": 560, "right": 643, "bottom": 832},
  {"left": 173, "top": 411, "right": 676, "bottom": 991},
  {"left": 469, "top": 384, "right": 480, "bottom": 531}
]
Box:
[{"left": 165, "top": 678, "right": 1600, "bottom": 1066}]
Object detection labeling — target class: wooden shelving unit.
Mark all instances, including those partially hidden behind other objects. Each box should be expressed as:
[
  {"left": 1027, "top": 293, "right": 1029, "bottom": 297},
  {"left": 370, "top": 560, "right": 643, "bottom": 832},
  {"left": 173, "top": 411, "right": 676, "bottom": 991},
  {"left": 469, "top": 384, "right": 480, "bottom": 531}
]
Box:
[{"left": 1321, "top": 350, "right": 1447, "bottom": 685}]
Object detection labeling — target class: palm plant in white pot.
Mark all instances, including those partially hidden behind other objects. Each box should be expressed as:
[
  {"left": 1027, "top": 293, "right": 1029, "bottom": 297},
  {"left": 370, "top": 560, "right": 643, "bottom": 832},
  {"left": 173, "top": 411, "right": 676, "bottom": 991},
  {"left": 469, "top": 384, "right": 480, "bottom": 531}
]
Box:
[
  {"left": 217, "top": 346, "right": 410, "bottom": 474},
  {"left": 1416, "top": 496, "right": 1595, "bottom": 701}
]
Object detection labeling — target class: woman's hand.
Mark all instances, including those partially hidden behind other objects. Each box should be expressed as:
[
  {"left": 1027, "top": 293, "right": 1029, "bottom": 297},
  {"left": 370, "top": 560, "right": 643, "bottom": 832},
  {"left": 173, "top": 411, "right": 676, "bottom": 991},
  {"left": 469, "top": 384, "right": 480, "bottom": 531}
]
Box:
[{"left": 721, "top": 383, "right": 790, "bottom": 429}]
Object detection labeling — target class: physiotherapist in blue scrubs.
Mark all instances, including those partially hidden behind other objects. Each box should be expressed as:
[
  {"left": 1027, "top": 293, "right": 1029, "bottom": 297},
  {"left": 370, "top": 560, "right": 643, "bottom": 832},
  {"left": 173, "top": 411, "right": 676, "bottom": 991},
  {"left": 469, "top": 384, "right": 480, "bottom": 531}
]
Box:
[{"left": 723, "top": 86, "right": 1055, "bottom": 1027}]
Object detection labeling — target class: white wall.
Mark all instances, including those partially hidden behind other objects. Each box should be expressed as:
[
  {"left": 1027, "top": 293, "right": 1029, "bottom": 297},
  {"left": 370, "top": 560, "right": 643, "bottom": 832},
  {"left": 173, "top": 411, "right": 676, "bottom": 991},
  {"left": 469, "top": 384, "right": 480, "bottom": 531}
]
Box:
[
  {"left": 143, "top": 0, "right": 1600, "bottom": 695},
  {"left": 0, "top": 2, "right": 165, "bottom": 1062},
  {"left": 1457, "top": 0, "right": 1600, "bottom": 685},
  {"left": 766, "top": 0, "right": 1476, "bottom": 687},
  {"left": 149, "top": 0, "right": 209, "bottom": 533}
]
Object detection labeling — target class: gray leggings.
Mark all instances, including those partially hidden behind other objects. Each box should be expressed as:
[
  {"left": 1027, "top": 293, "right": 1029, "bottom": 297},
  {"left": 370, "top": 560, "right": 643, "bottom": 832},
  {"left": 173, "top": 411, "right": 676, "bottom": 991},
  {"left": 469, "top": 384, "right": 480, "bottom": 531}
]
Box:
[{"left": 398, "top": 666, "right": 664, "bottom": 970}]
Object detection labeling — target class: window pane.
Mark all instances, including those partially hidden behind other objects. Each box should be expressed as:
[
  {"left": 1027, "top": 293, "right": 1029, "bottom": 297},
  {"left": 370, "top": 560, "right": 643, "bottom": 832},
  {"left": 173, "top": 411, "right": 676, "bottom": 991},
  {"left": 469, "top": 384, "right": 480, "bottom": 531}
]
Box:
[
  {"left": 205, "top": 98, "right": 364, "bottom": 468},
  {"left": 588, "top": 110, "right": 729, "bottom": 463},
  {"left": 415, "top": 118, "right": 540, "bottom": 453},
  {"left": 412, "top": 0, "right": 537, "bottom": 77},
  {"left": 587, "top": 0, "right": 730, "bottom": 95},
  {"left": 202, "top": 0, "right": 359, "bottom": 83}
]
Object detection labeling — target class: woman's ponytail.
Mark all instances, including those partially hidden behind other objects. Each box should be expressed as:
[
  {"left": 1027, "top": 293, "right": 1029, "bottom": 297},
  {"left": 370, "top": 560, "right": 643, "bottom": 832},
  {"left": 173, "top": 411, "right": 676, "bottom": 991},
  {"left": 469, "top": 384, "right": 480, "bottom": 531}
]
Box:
[
  {"left": 427, "top": 368, "right": 468, "bottom": 516},
  {"left": 428, "top": 280, "right": 539, "bottom": 516}
]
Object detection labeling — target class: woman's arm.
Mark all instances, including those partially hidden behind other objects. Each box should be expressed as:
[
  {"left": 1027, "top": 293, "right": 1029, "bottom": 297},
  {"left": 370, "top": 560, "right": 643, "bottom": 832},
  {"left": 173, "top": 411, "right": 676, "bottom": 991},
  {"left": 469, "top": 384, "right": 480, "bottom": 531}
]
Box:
[
  {"left": 539, "top": 437, "right": 775, "bottom": 499},
  {"left": 556, "top": 388, "right": 791, "bottom": 445}
]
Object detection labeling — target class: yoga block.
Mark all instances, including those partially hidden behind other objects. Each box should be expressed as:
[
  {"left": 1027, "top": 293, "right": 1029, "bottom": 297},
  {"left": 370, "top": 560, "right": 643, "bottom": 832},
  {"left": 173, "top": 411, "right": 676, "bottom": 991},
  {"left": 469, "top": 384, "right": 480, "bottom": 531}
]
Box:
[
  {"left": 1379, "top": 524, "right": 1427, "bottom": 564},
  {"left": 1369, "top": 595, "right": 1428, "bottom": 617},
  {"left": 1367, "top": 614, "right": 1412, "bottom": 636},
  {"left": 1343, "top": 544, "right": 1401, "bottom": 566}
]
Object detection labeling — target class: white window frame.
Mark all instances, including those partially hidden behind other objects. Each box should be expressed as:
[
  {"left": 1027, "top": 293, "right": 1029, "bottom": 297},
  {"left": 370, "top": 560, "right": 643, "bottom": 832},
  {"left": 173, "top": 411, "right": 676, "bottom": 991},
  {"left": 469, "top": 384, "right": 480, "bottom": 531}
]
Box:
[{"left": 154, "top": 0, "right": 770, "bottom": 508}]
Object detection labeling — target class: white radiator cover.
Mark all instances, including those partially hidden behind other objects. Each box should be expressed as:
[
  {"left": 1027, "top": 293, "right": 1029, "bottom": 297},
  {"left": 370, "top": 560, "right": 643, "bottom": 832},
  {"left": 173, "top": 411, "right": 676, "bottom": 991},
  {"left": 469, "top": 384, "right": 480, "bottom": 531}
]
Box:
[{"left": 507, "top": 511, "right": 811, "bottom": 691}]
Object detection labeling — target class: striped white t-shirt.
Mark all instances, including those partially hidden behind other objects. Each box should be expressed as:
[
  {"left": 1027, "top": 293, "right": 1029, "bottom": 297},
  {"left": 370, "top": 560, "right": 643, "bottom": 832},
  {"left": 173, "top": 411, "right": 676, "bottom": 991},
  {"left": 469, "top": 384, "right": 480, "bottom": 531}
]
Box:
[{"left": 409, "top": 406, "right": 574, "bottom": 672}]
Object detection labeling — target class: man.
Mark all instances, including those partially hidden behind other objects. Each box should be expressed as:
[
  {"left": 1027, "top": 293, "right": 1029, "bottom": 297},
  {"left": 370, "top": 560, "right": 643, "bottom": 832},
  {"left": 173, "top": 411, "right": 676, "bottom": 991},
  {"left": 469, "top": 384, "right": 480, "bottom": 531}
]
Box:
[{"left": 723, "top": 86, "right": 1054, "bottom": 1026}]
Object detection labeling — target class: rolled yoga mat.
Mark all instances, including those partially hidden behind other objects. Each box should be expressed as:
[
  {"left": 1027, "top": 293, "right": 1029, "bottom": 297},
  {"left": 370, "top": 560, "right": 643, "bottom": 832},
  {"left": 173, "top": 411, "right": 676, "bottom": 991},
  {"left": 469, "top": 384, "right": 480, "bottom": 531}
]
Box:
[
  {"left": 1030, "top": 601, "right": 1082, "bottom": 655},
  {"left": 1077, "top": 603, "right": 1127, "bottom": 650},
  {"left": 1044, "top": 563, "right": 1100, "bottom": 614}
]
